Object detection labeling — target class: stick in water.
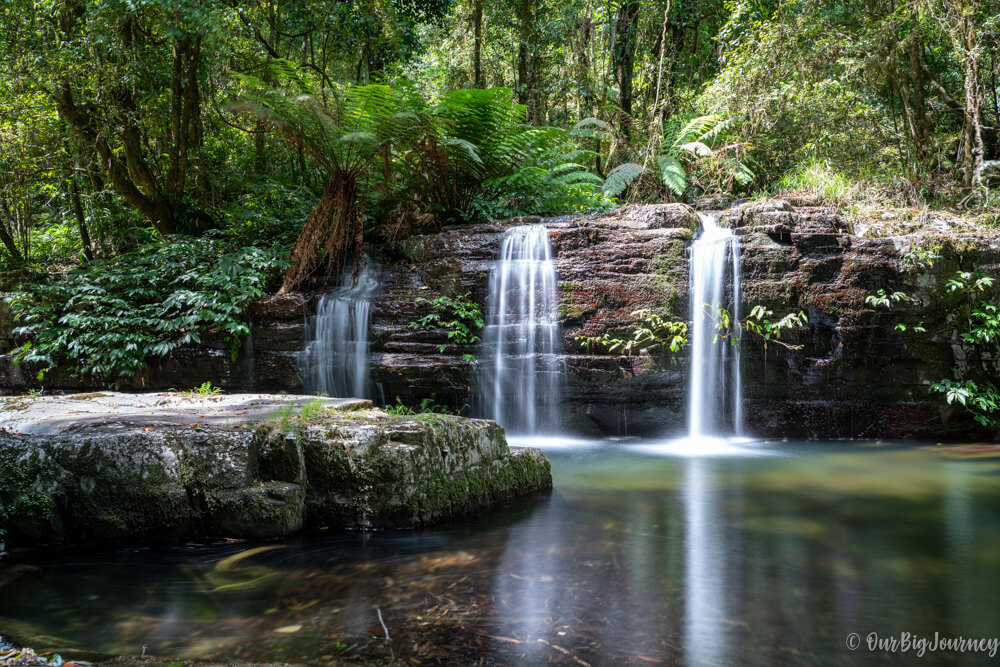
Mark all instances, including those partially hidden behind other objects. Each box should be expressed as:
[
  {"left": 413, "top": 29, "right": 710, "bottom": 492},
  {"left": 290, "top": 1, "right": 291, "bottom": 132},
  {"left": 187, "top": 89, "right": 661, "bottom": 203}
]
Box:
[{"left": 376, "top": 607, "right": 390, "bottom": 641}]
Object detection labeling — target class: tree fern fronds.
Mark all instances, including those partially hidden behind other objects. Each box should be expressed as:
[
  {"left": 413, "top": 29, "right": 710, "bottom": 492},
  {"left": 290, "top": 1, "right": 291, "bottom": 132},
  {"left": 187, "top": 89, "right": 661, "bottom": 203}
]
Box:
[
  {"left": 678, "top": 141, "right": 714, "bottom": 158},
  {"left": 603, "top": 162, "right": 647, "bottom": 196},
  {"left": 656, "top": 154, "right": 688, "bottom": 196},
  {"left": 669, "top": 115, "right": 721, "bottom": 151}
]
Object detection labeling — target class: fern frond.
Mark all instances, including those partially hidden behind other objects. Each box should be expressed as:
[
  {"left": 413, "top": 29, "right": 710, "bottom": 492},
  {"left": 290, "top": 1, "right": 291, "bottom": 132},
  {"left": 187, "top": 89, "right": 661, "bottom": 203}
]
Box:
[
  {"left": 554, "top": 171, "right": 603, "bottom": 186},
  {"left": 656, "top": 154, "right": 688, "bottom": 196},
  {"left": 678, "top": 141, "right": 714, "bottom": 158},
  {"left": 571, "top": 117, "right": 610, "bottom": 140},
  {"left": 602, "top": 162, "right": 647, "bottom": 197},
  {"left": 698, "top": 117, "right": 732, "bottom": 143},
  {"left": 670, "top": 115, "right": 721, "bottom": 152}
]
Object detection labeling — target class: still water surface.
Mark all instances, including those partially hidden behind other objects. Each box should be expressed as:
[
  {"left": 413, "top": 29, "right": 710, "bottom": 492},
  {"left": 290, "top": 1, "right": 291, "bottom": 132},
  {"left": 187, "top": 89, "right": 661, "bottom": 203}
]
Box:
[{"left": 4, "top": 439, "right": 1000, "bottom": 666}]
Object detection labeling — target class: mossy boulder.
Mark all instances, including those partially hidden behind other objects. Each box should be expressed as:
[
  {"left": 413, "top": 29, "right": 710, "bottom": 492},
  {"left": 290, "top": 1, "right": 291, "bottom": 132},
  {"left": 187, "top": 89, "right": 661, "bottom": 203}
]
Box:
[
  {"left": 291, "top": 413, "right": 551, "bottom": 528},
  {"left": 0, "top": 393, "right": 552, "bottom": 547}
]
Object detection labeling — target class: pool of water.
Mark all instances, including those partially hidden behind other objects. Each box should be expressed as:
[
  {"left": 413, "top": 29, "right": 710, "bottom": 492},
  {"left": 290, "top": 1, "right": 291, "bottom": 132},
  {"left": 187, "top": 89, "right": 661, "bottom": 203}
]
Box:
[{"left": 3, "top": 439, "right": 1000, "bottom": 665}]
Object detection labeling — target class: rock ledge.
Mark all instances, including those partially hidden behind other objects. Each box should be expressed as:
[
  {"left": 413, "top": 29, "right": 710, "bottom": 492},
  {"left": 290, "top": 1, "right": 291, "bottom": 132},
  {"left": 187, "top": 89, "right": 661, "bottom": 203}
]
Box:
[{"left": 0, "top": 393, "right": 551, "bottom": 546}]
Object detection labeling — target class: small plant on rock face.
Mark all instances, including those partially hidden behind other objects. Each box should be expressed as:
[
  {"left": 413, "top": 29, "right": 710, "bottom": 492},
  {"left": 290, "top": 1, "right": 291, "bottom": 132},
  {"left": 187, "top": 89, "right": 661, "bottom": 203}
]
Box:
[
  {"left": 713, "top": 305, "right": 808, "bottom": 350},
  {"left": 299, "top": 397, "right": 331, "bottom": 421},
  {"left": 931, "top": 379, "right": 1000, "bottom": 428},
  {"left": 384, "top": 396, "right": 461, "bottom": 416},
  {"left": 269, "top": 404, "right": 297, "bottom": 432},
  {"left": 871, "top": 254, "right": 1000, "bottom": 430},
  {"left": 574, "top": 309, "right": 688, "bottom": 357},
  {"left": 408, "top": 293, "right": 484, "bottom": 353},
  {"left": 266, "top": 398, "right": 335, "bottom": 432},
  {"left": 865, "top": 289, "right": 910, "bottom": 310},
  {"left": 902, "top": 245, "right": 942, "bottom": 271}
]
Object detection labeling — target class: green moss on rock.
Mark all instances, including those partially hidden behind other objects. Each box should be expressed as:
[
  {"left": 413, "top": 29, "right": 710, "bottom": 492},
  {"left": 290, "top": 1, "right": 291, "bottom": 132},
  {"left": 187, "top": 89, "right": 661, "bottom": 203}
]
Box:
[{"left": 1, "top": 395, "right": 552, "bottom": 546}]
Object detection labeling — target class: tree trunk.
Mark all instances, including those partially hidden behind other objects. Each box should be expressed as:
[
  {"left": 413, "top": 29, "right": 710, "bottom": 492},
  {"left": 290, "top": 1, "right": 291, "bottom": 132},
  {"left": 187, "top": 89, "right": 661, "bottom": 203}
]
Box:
[
  {"left": 907, "top": 6, "right": 929, "bottom": 167},
  {"left": 54, "top": 84, "right": 177, "bottom": 236},
  {"left": 281, "top": 174, "right": 361, "bottom": 293},
  {"left": 517, "top": 0, "right": 533, "bottom": 110},
  {"left": 613, "top": 0, "right": 641, "bottom": 136},
  {"left": 960, "top": 12, "right": 984, "bottom": 187},
  {"left": 473, "top": 0, "right": 484, "bottom": 88},
  {"left": 167, "top": 36, "right": 203, "bottom": 200},
  {"left": 0, "top": 203, "right": 23, "bottom": 261},
  {"left": 68, "top": 174, "right": 94, "bottom": 261}
]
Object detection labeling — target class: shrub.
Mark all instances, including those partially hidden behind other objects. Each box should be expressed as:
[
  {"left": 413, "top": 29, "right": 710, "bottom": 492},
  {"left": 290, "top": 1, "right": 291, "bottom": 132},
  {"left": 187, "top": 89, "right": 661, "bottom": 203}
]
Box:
[{"left": 11, "top": 233, "right": 288, "bottom": 382}]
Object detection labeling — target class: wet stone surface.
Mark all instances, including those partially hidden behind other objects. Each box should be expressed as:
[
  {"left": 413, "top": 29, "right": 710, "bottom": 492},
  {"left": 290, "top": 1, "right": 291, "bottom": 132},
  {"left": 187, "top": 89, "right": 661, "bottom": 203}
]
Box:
[{"left": 0, "top": 393, "right": 552, "bottom": 547}]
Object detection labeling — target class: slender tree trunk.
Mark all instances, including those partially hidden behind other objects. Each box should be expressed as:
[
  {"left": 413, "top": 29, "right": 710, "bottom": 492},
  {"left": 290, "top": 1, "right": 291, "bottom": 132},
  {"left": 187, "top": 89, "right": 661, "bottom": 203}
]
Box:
[
  {"left": 907, "top": 6, "right": 929, "bottom": 167},
  {"left": 167, "top": 36, "right": 203, "bottom": 200},
  {"left": 613, "top": 0, "right": 641, "bottom": 136},
  {"left": 517, "top": 0, "right": 533, "bottom": 110},
  {"left": 0, "top": 203, "right": 23, "bottom": 261},
  {"left": 68, "top": 174, "right": 94, "bottom": 261},
  {"left": 894, "top": 73, "right": 921, "bottom": 169},
  {"left": 960, "top": 12, "right": 984, "bottom": 186},
  {"left": 473, "top": 0, "right": 484, "bottom": 87}
]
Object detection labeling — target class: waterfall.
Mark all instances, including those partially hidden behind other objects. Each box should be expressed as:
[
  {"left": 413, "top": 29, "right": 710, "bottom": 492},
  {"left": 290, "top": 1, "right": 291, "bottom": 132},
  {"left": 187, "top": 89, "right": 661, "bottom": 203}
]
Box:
[
  {"left": 481, "top": 225, "right": 562, "bottom": 435},
  {"left": 687, "top": 213, "right": 742, "bottom": 438},
  {"left": 302, "top": 261, "right": 380, "bottom": 399}
]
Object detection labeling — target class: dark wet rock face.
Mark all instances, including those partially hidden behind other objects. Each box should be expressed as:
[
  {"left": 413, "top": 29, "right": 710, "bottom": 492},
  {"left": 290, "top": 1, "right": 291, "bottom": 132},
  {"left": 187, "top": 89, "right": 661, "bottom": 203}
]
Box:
[
  {"left": 2, "top": 203, "right": 997, "bottom": 440},
  {"left": 365, "top": 202, "right": 998, "bottom": 439},
  {"left": 0, "top": 393, "right": 552, "bottom": 546}
]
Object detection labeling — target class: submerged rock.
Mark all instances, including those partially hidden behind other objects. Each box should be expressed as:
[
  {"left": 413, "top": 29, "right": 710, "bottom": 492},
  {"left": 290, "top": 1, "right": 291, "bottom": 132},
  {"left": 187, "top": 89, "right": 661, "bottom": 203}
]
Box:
[{"left": 0, "top": 393, "right": 551, "bottom": 546}]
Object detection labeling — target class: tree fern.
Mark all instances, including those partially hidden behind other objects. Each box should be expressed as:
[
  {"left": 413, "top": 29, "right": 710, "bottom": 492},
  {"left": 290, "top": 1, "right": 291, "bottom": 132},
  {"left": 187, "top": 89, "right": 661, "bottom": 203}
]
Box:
[
  {"left": 603, "top": 162, "right": 647, "bottom": 196},
  {"left": 234, "top": 78, "right": 430, "bottom": 290},
  {"left": 656, "top": 155, "right": 688, "bottom": 196},
  {"left": 603, "top": 114, "right": 754, "bottom": 200}
]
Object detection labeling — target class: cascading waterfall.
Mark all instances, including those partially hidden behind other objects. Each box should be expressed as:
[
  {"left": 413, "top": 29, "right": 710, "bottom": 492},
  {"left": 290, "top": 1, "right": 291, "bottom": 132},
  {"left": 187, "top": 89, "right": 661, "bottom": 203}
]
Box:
[
  {"left": 481, "top": 225, "right": 562, "bottom": 435},
  {"left": 302, "top": 261, "right": 381, "bottom": 399},
  {"left": 687, "top": 213, "right": 742, "bottom": 438}
]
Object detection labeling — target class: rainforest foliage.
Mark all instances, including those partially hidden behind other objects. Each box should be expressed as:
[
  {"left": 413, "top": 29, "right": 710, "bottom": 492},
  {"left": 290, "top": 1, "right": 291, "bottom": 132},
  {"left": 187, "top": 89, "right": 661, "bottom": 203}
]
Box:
[{"left": 0, "top": 0, "right": 998, "bottom": 403}]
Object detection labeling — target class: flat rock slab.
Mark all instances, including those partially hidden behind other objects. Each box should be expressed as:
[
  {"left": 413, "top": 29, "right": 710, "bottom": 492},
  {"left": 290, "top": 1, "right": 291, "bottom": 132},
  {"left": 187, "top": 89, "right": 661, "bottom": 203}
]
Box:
[
  {"left": 0, "top": 393, "right": 551, "bottom": 546},
  {"left": 0, "top": 392, "right": 370, "bottom": 435}
]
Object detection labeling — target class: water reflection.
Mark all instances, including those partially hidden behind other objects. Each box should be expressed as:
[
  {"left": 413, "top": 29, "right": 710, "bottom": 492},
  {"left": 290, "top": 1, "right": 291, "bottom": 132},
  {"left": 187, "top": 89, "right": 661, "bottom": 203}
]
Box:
[
  {"left": 685, "top": 457, "right": 730, "bottom": 665},
  {"left": 3, "top": 442, "right": 1000, "bottom": 666}
]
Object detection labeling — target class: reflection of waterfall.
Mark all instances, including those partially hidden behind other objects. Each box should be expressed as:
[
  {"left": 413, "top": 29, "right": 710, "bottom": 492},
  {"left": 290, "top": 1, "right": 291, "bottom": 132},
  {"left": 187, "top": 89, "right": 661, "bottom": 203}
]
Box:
[
  {"left": 480, "top": 225, "right": 562, "bottom": 435},
  {"left": 688, "top": 213, "right": 742, "bottom": 437},
  {"left": 684, "top": 458, "right": 730, "bottom": 665},
  {"left": 302, "top": 261, "right": 380, "bottom": 398},
  {"left": 490, "top": 497, "right": 565, "bottom": 663}
]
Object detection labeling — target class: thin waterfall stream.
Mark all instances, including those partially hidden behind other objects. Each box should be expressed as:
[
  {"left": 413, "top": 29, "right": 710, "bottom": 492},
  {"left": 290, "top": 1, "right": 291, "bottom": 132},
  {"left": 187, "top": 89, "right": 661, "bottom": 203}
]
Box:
[
  {"left": 301, "top": 261, "right": 381, "bottom": 399},
  {"left": 480, "top": 224, "right": 562, "bottom": 435},
  {"left": 687, "top": 213, "right": 742, "bottom": 439}
]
